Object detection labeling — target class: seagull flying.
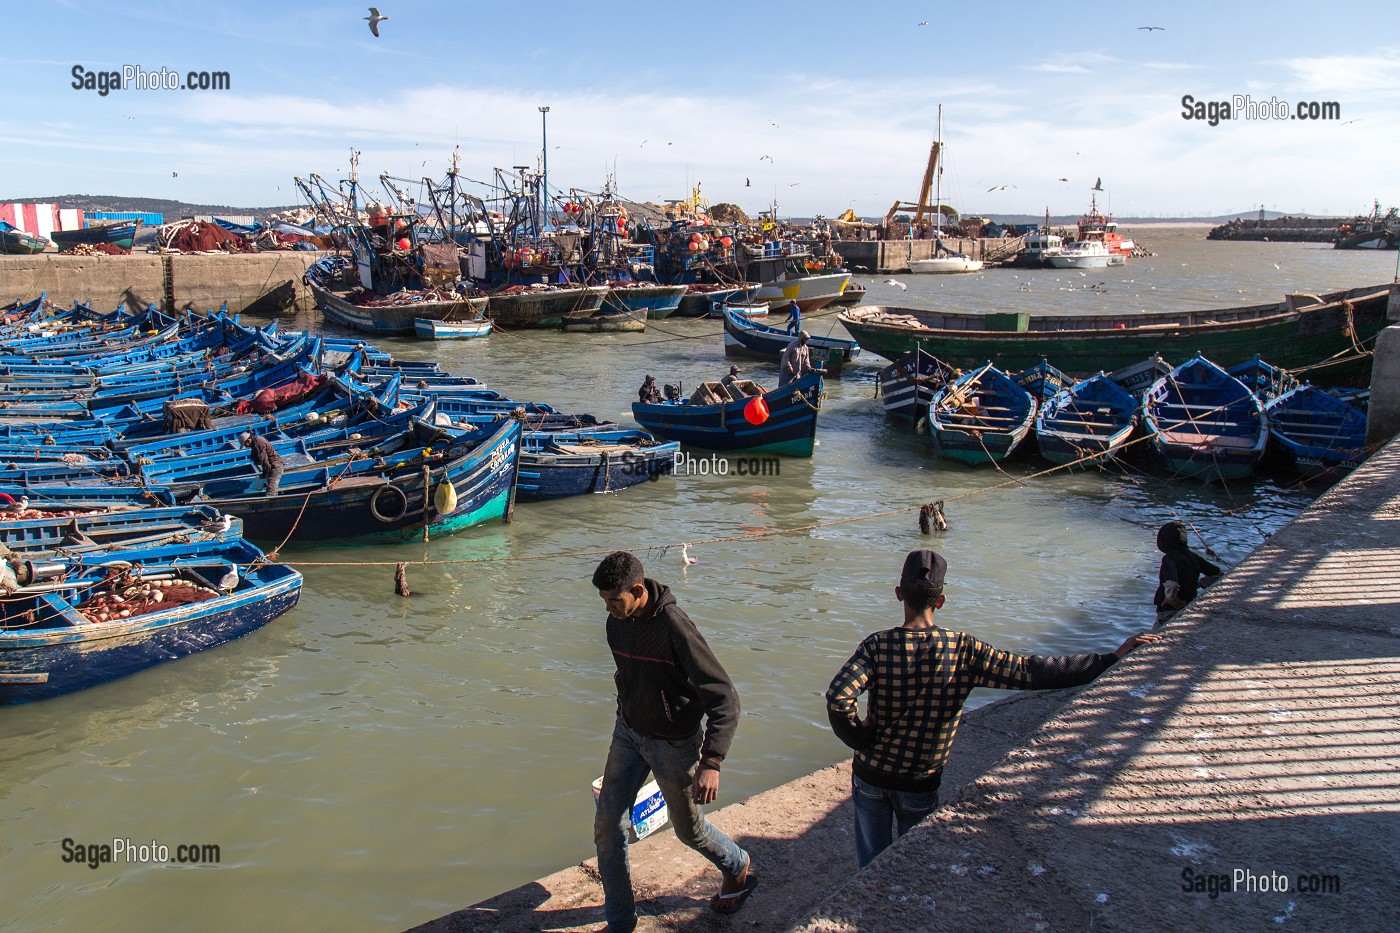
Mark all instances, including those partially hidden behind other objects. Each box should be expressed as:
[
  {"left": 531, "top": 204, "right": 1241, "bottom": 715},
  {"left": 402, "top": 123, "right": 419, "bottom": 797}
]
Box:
[
  {"left": 986, "top": 184, "right": 1018, "bottom": 192},
  {"left": 884, "top": 279, "right": 908, "bottom": 291},
  {"left": 1092, "top": 177, "right": 1103, "bottom": 191},
  {"left": 172, "top": 171, "right": 179, "bottom": 177},
  {"left": 770, "top": 121, "right": 780, "bottom": 128},
  {"left": 745, "top": 177, "right": 750, "bottom": 187},
  {"left": 1057, "top": 177, "right": 1069, "bottom": 182},
  {"left": 365, "top": 7, "right": 388, "bottom": 37},
  {"left": 1137, "top": 25, "right": 1164, "bottom": 31},
  {"left": 788, "top": 182, "right": 800, "bottom": 187},
  {"left": 917, "top": 21, "right": 928, "bottom": 25},
  {"left": 759, "top": 154, "right": 774, "bottom": 162},
  {"left": 1340, "top": 119, "right": 1361, "bottom": 126},
  {"left": 639, "top": 139, "right": 648, "bottom": 147}
]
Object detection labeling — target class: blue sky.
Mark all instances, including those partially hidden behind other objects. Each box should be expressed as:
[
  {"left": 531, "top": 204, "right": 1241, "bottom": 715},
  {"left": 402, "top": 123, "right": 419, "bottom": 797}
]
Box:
[{"left": 3, "top": 1, "right": 1396, "bottom": 218}]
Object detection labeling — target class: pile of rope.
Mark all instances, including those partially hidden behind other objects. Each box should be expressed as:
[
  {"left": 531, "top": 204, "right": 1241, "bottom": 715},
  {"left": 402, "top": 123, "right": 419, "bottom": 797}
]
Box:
[{"left": 61, "top": 242, "right": 128, "bottom": 256}]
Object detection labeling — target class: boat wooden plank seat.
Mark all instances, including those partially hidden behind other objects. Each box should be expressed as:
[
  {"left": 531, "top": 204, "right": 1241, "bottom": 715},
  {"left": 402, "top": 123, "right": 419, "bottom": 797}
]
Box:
[
  {"left": 554, "top": 443, "right": 635, "bottom": 455},
  {"left": 1272, "top": 428, "right": 1351, "bottom": 440},
  {"left": 1158, "top": 430, "right": 1259, "bottom": 448},
  {"left": 1157, "top": 418, "right": 1252, "bottom": 431},
  {"left": 1158, "top": 401, "right": 1253, "bottom": 412},
  {"left": 941, "top": 414, "right": 1022, "bottom": 426},
  {"left": 1047, "top": 418, "right": 1124, "bottom": 430}
]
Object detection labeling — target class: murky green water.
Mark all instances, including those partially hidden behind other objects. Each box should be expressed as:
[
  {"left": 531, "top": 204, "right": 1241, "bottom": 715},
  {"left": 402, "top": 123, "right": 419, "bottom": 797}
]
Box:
[{"left": 1, "top": 229, "right": 1393, "bottom": 931}]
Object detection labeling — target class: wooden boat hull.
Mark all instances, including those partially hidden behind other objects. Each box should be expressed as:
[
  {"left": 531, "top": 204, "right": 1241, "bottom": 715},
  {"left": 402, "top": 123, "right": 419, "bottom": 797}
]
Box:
[
  {"left": 929, "top": 364, "right": 1037, "bottom": 465},
  {"left": 198, "top": 420, "right": 522, "bottom": 545},
  {"left": 1266, "top": 385, "right": 1368, "bottom": 473},
  {"left": 50, "top": 220, "right": 139, "bottom": 251},
  {"left": 876, "top": 349, "right": 955, "bottom": 421},
  {"left": 0, "top": 229, "right": 48, "bottom": 254},
  {"left": 721, "top": 308, "right": 860, "bottom": 366},
  {"left": 0, "top": 547, "right": 301, "bottom": 705},
  {"left": 674, "top": 285, "right": 758, "bottom": 317},
  {"left": 517, "top": 434, "right": 679, "bottom": 500},
  {"left": 487, "top": 286, "right": 609, "bottom": 329},
  {"left": 309, "top": 276, "right": 489, "bottom": 336},
  {"left": 837, "top": 284, "right": 1394, "bottom": 382},
  {"left": 632, "top": 373, "right": 823, "bottom": 457},
  {"left": 413, "top": 318, "right": 492, "bottom": 339},
  {"left": 750, "top": 272, "right": 851, "bottom": 312},
  {"left": 602, "top": 284, "right": 687, "bottom": 320},
  {"left": 1143, "top": 356, "right": 1267, "bottom": 480},
  {"left": 1034, "top": 374, "right": 1138, "bottom": 467}
]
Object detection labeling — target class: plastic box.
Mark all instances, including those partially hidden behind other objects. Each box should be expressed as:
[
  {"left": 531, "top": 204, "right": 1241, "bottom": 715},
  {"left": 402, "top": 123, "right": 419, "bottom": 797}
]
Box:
[{"left": 592, "top": 776, "right": 670, "bottom": 843}]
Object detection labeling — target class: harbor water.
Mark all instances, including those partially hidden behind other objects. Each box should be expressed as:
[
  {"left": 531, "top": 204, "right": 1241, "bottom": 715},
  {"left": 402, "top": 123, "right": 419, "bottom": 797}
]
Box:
[{"left": 1, "top": 228, "right": 1396, "bottom": 932}]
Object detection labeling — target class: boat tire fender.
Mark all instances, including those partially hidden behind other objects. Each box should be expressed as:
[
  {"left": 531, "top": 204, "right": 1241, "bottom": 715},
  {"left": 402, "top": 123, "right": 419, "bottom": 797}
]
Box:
[{"left": 370, "top": 483, "right": 409, "bottom": 523}]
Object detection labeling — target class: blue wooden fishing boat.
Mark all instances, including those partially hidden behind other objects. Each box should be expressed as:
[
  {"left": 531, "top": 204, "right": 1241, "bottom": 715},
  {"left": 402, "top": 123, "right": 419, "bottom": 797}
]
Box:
[
  {"left": 0, "top": 538, "right": 301, "bottom": 705},
  {"left": 1142, "top": 354, "right": 1268, "bottom": 480},
  {"left": 1228, "top": 354, "right": 1300, "bottom": 403},
  {"left": 1012, "top": 358, "right": 1073, "bottom": 403},
  {"left": 0, "top": 505, "right": 241, "bottom": 555},
  {"left": 601, "top": 283, "right": 687, "bottom": 321},
  {"left": 1264, "top": 384, "right": 1368, "bottom": 474},
  {"left": 172, "top": 418, "right": 523, "bottom": 546},
  {"left": 1034, "top": 373, "right": 1139, "bottom": 467},
  {"left": 0, "top": 484, "right": 176, "bottom": 511},
  {"left": 721, "top": 307, "right": 861, "bottom": 369},
  {"left": 517, "top": 430, "right": 679, "bottom": 500},
  {"left": 875, "top": 347, "right": 957, "bottom": 421},
  {"left": 928, "top": 363, "right": 1037, "bottom": 465},
  {"left": 0, "top": 221, "right": 49, "bottom": 255},
  {"left": 632, "top": 372, "right": 823, "bottom": 457},
  {"left": 49, "top": 219, "right": 141, "bottom": 251}
]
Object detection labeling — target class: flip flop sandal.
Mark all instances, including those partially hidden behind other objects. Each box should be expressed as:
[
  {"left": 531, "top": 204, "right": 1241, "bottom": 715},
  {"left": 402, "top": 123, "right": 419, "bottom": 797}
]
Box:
[{"left": 710, "top": 872, "right": 759, "bottom": 914}]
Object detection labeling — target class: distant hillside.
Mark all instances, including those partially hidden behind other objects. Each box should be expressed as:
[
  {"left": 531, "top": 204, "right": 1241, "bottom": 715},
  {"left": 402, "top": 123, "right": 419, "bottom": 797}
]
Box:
[{"left": 6, "top": 194, "right": 302, "bottom": 219}]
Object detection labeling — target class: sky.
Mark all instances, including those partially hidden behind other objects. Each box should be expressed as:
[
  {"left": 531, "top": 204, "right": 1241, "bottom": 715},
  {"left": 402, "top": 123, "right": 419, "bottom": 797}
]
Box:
[{"left": 2, "top": 1, "right": 1397, "bottom": 220}]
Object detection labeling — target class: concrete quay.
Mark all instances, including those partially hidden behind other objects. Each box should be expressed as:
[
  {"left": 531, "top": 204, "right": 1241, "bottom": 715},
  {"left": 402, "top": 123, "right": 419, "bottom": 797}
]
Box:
[
  {"left": 410, "top": 432, "right": 1400, "bottom": 933},
  {"left": 0, "top": 251, "right": 321, "bottom": 315}
]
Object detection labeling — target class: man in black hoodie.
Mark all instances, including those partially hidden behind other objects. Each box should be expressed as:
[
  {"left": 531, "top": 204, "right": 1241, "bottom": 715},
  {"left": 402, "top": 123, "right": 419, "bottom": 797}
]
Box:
[
  {"left": 1154, "top": 521, "right": 1222, "bottom": 626},
  {"left": 591, "top": 551, "right": 756, "bottom": 933}
]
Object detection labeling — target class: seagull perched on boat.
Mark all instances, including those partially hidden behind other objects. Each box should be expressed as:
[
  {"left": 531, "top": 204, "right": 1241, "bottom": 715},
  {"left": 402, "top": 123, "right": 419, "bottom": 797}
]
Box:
[
  {"left": 365, "top": 7, "right": 388, "bottom": 37},
  {"left": 884, "top": 279, "right": 908, "bottom": 290}
]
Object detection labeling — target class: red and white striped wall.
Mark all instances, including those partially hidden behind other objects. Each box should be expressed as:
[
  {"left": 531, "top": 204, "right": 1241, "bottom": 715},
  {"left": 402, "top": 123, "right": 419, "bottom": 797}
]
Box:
[{"left": 0, "top": 204, "right": 86, "bottom": 238}]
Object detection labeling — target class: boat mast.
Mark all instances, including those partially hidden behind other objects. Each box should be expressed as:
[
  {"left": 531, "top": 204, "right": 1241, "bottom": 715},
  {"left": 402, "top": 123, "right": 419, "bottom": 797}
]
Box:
[
  {"left": 539, "top": 106, "right": 550, "bottom": 233},
  {"left": 934, "top": 105, "right": 943, "bottom": 239}
]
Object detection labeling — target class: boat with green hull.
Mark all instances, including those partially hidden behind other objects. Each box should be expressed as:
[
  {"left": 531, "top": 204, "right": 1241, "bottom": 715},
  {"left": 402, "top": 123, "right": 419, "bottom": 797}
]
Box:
[{"left": 837, "top": 284, "right": 1394, "bottom": 383}]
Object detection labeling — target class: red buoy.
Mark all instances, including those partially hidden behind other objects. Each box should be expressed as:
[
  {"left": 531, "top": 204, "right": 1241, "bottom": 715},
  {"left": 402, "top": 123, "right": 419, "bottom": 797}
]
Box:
[{"left": 743, "top": 396, "right": 770, "bottom": 425}]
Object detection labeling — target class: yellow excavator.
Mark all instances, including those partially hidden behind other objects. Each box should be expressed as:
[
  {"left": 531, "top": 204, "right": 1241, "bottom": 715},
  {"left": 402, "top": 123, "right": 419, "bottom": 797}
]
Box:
[{"left": 883, "top": 113, "right": 960, "bottom": 228}]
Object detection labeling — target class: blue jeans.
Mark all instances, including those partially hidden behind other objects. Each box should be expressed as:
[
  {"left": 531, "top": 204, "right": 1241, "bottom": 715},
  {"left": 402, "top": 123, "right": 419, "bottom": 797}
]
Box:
[
  {"left": 594, "top": 716, "right": 748, "bottom": 932},
  {"left": 852, "top": 772, "right": 940, "bottom": 869}
]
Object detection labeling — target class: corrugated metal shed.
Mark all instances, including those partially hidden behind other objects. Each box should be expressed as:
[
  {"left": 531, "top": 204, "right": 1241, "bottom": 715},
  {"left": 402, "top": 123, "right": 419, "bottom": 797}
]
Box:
[{"left": 88, "top": 211, "right": 164, "bottom": 226}]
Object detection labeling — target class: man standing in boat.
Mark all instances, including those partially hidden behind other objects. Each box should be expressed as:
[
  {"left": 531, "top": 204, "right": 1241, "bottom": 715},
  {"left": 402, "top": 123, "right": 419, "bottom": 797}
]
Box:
[
  {"left": 591, "top": 551, "right": 757, "bottom": 932},
  {"left": 784, "top": 300, "right": 802, "bottom": 335},
  {"left": 825, "top": 549, "right": 1159, "bottom": 868},
  {"left": 240, "top": 432, "right": 284, "bottom": 498},
  {"left": 778, "top": 331, "right": 816, "bottom": 387}
]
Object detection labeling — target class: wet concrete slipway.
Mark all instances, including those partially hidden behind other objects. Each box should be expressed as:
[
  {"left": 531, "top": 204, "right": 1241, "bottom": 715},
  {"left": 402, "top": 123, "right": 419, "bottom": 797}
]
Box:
[{"left": 414, "top": 435, "right": 1400, "bottom": 932}]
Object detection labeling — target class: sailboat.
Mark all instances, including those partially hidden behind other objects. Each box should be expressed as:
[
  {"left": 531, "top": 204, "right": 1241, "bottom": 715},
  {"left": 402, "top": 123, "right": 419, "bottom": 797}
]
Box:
[{"left": 908, "top": 106, "right": 984, "bottom": 275}]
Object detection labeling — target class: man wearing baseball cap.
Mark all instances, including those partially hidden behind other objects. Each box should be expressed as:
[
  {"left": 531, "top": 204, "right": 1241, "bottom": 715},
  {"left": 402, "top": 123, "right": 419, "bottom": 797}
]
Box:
[{"left": 825, "top": 550, "right": 1159, "bottom": 867}]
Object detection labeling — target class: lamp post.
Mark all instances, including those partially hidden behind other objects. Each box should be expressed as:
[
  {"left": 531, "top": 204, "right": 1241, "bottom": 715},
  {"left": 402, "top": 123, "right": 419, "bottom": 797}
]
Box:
[{"left": 539, "top": 106, "right": 550, "bottom": 233}]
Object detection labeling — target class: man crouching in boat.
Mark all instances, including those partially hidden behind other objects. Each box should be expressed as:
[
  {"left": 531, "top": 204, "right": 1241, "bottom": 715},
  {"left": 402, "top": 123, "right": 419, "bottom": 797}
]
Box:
[
  {"left": 591, "top": 551, "right": 757, "bottom": 931},
  {"left": 240, "top": 432, "right": 284, "bottom": 498}
]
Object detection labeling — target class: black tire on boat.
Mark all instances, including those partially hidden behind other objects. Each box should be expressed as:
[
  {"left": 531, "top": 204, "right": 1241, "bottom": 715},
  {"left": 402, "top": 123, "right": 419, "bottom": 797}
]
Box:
[{"left": 370, "top": 483, "right": 409, "bottom": 523}]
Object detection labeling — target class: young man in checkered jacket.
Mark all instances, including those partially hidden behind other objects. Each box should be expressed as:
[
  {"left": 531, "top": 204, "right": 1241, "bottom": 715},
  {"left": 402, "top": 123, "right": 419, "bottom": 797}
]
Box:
[{"left": 825, "top": 549, "right": 1159, "bottom": 867}]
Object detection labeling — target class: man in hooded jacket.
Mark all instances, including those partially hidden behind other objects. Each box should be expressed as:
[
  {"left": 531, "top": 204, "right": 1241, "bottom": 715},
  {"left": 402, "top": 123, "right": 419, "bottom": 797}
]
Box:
[
  {"left": 1153, "top": 521, "right": 1222, "bottom": 626},
  {"left": 590, "top": 551, "right": 757, "bottom": 932}
]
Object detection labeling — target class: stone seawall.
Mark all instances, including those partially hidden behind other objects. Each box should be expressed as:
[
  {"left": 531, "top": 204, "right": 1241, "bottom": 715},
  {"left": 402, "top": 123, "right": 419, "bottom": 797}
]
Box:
[{"left": 0, "top": 252, "right": 323, "bottom": 314}]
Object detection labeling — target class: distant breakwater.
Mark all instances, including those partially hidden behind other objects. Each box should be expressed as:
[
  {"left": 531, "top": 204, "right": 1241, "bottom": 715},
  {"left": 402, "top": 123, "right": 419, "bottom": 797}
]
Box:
[{"left": 1207, "top": 217, "right": 1341, "bottom": 243}]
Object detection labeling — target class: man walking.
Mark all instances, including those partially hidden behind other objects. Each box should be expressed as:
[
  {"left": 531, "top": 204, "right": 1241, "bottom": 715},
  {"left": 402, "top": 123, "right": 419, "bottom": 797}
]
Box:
[
  {"left": 591, "top": 551, "right": 757, "bottom": 932},
  {"left": 826, "top": 550, "right": 1159, "bottom": 868}
]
